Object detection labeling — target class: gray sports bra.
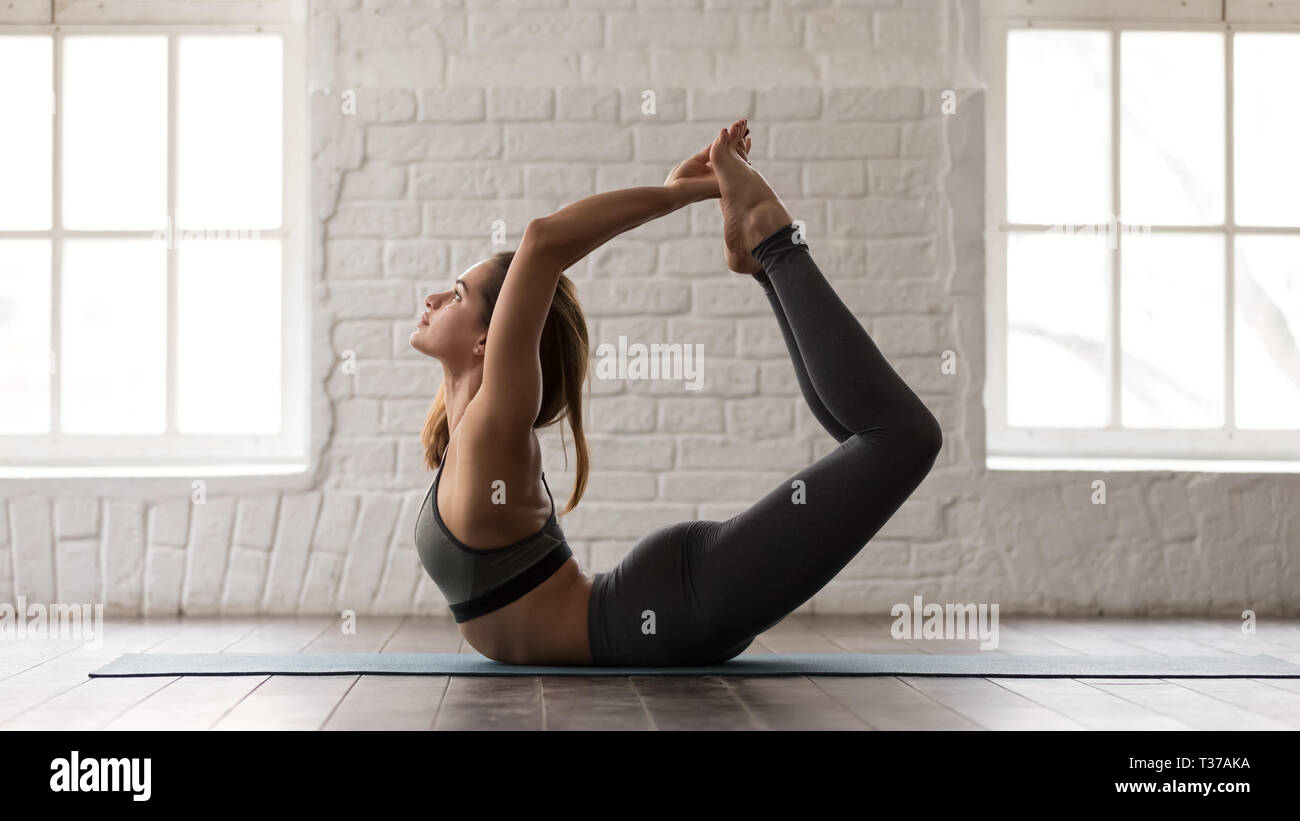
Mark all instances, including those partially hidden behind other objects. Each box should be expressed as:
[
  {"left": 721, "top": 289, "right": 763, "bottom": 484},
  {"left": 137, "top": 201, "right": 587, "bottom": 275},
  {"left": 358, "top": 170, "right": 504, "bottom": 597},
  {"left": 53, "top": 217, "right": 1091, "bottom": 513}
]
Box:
[{"left": 414, "top": 463, "right": 574, "bottom": 623}]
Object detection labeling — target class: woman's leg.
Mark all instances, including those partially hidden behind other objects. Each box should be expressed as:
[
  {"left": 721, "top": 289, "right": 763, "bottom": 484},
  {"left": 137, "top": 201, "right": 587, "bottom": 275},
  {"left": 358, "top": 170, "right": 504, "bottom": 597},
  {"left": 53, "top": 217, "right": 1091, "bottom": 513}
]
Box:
[
  {"left": 587, "top": 225, "right": 943, "bottom": 665},
  {"left": 683, "top": 223, "right": 944, "bottom": 660},
  {"left": 753, "top": 268, "right": 853, "bottom": 442},
  {"left": 586, "top": 125, "right": 942, "bottom": 666}
]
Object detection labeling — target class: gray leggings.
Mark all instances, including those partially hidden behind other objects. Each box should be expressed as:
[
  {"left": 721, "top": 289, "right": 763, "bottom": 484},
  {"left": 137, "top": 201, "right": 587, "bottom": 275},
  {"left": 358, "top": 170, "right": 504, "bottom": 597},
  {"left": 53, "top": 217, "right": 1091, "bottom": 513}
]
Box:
[{"left": 586, "top": 223, "right": 944, "bottom": 665}]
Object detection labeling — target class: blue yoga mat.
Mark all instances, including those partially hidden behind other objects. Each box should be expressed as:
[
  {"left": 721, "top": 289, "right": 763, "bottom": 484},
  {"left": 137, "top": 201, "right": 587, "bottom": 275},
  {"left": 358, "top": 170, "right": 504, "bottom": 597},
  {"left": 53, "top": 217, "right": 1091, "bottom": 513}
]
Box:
[{"left": 87, "top": 652, "right": 1300, "bottom": 678}]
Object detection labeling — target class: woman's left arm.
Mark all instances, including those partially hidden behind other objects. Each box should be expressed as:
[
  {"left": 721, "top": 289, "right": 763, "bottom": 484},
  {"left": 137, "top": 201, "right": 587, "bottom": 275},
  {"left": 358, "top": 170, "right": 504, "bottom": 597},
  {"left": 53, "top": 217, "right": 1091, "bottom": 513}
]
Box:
[{"left": 531, "top": 178, "right": 716, "bottom": 273}]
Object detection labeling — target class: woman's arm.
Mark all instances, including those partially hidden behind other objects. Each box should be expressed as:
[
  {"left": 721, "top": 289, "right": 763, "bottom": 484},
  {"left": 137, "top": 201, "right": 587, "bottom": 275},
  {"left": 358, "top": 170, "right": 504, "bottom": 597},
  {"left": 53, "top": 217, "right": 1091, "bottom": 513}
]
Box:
[
  {"left": 475, "top": 181, "right": 713, "bottom": 435},
  {"left": 532, "top": 180, "right": 715, "bottom": 273}
]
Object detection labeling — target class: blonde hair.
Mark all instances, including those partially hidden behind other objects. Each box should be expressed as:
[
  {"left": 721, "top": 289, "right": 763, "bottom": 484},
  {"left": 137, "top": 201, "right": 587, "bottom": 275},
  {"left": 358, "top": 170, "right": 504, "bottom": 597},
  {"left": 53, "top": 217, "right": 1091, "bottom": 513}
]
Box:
[{"left": 420, "top": 251, "right": 590, "bottom": 514}]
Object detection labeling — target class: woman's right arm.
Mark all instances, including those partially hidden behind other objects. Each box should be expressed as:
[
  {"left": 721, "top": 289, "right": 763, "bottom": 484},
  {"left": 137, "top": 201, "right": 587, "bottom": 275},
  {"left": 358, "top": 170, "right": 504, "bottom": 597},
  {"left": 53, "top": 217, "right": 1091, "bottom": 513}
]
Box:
[{"left": 476, "top": 184, "right": 710, "bottom": 434}]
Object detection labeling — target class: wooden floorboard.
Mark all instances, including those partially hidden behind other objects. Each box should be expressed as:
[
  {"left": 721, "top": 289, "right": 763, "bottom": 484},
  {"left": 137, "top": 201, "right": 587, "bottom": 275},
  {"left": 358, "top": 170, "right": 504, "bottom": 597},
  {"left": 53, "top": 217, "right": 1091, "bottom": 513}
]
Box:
[
  {"left": 899, "top": 676, "right": 1088, "bottom": 730},
  {"left": 988, "top": 677, "right": 1193, "bottom": 730},
  {"left": 720, "top": 676, "right": 870, "bottom": 730},
  {"left": 809, "top": 675, "right": 982, "bottom": 730},
  {"left": 1, "top": 616, "right": 1297, "bottom": 730},
  {"left": 107, "top": 617, "right": 334, "bottom": 731},
  {"left": 324, "top": 616, "right": 454, "bottom": 731},
  {"left": 1083, "top": 679, "right": 1295, "bottom": 730},
  {"left": 0, "top": 618, "right": 191, "bottom": 729},
  {"left": 537, "top": 676, "right": 654, "bottom": 731},
  {"left": 629, "top": 675, "right": 759, "bottom": 731}
]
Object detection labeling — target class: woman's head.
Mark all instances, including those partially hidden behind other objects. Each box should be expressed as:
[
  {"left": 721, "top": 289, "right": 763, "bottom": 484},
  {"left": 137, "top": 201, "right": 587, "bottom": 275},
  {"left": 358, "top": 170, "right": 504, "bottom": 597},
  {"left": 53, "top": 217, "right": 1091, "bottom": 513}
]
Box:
[{"left": 412, "top": 251, "right": 591, "bottom": 513}]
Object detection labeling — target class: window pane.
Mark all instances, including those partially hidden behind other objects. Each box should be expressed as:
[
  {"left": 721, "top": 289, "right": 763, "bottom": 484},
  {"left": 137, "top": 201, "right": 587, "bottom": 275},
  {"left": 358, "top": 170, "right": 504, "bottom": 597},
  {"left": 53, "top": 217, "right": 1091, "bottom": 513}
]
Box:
[
  {"left": 1235, "top": 236, "right": 1300, "bottom": 429},
  {"left": 1120, "top": 32, "right": 1224, "bottom": 226},
  {"left": 1006, "top": 229, "right": 1109, "bottom": 427},
  {"left": 62, "top": 36, "right": 167, "bottom": 230},
  {"left": 177, "top": 35, "right": 282, "bottom": 230},
  {"left": 0, "top": 37, "right": 52, "bottom": 230},
  {"left": 0, "top": 241, "right": 51, "bottom": 433},
  {"left": 1121, "top": 233, "right": 1224, "bottom": 428},
  {"left": 177, "top": 240, "right": 281, "bottom": 433},
  {"left": 61, "top": 240, "right": 166, "bottom": 433},
  {"left": 1006, "top": 30, "right": 1110, "bottom": 225},
  {"left": 1235, "top": 34, "right": 1300, "bottom": 227}
]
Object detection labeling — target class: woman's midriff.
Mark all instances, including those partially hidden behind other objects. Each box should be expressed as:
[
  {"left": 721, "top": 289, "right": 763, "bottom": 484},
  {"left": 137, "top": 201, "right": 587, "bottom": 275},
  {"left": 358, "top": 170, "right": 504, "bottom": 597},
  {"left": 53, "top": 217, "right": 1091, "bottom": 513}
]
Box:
[{"left": 457, "top": 557, "right": 596, "bottom": 665}]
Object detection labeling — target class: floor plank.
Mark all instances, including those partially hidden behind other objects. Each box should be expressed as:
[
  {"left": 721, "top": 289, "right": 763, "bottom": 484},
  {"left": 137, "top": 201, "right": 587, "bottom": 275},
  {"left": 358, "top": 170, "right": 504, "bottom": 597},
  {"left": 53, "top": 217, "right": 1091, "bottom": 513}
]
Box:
[
  {"left": 0, "top": 618, "right": 191, "bottom": 728},
  {"left": 631, "top": 676, "right": 759, "bottom": 730},
  {"left": 722, "top": 676, "right": 870, "bottom": 730},
  {"left": 539, "top": 677, "right": 655, "bottom": 731},
  {"left": 434, "top": 677, "right": 543, "bottom": 731},
  {"left": 1013, "top": 618, "right": 1161, "bottom": 656},
  {"left": 810, "top": 675, "right": 982, "bottom": 730},
  {"left": 323, "top": 675, "right": 450, "bottom": 731},
  {"left": 1084, "top": 679, "right": 1294, "bottom": 730},
  {"left": 989, "top": 677, "right": 1192, "bottom": 730},
  {"left": 105, "top": 676, "right": 270, "bottom": 731},
  {"left": 899, "top": 676, "right": 1087, "bottom": 730},
  {"left": 213, "top": 675, "right": 361, "bottom": 731},
  {"left": 1167, "top": 678, "right": 1300, "bottom": 729},
  {"left": 109, "top": 617, "right": 336, "bottom": 731}
]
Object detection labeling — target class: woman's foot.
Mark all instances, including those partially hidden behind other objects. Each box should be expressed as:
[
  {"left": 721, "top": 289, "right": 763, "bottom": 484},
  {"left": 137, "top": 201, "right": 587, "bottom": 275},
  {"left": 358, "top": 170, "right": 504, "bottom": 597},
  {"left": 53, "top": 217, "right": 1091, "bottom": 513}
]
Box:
[
  {"left": 718, "top": 121, "right": 763, "bottom": 275},
  {"left": 711, "top": 118, "right": 793, "bottom": 275}
]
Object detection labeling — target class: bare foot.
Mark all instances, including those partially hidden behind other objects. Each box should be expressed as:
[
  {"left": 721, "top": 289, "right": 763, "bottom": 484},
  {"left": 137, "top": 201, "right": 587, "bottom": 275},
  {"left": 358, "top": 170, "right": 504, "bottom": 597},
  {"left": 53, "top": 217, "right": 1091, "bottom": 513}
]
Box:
[
  {"left": 711, "top": 118, "right": 793, "bottom": 275},
  {"left": 718, "top": 121, "right": 762, "bottom": 274}
]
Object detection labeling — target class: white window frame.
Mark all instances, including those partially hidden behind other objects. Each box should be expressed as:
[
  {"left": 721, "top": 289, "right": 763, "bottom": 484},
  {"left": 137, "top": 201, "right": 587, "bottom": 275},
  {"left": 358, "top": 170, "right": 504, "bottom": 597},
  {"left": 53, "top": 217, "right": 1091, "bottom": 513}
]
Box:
[
  {"left": 0, "top": 23, "right": 308, "bottom": 476},
  {"left": 983, "top": 0, "right": 1300, "bottom": 471}
]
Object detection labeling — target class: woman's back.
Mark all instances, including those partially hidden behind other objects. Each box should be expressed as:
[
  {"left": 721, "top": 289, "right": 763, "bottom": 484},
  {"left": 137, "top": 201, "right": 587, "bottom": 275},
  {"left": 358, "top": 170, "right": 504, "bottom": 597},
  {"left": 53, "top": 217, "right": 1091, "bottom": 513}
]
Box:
[{"left": 417, "top": 426, "right": 595, "bottom": 664}]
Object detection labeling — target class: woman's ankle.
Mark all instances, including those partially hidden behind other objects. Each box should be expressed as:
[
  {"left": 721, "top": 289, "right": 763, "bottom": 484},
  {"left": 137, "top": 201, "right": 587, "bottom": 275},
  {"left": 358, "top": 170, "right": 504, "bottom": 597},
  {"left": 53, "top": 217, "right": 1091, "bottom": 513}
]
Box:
[{"left": 743, "top": 201, "right": 794, "bottom": 252}]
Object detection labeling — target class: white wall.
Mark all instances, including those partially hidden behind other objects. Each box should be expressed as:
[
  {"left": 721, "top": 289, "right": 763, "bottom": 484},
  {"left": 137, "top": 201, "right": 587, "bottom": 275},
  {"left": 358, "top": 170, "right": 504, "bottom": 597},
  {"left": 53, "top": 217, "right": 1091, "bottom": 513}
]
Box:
[{"left": 2, "top": 0, "right": 1296, "bottom": 618}]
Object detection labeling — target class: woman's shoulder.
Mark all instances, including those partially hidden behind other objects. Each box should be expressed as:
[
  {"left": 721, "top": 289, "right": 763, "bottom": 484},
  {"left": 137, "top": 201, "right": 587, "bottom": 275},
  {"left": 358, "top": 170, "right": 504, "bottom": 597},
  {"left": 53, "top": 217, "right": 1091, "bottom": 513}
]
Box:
[{"left": 440, "top": 423, "right": 546, "bottom": 506}]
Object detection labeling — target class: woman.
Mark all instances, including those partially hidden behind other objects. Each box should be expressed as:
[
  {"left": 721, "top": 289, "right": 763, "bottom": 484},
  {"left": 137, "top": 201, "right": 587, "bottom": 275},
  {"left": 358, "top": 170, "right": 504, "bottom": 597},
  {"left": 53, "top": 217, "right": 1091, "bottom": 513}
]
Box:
[{"left": 409, "top": 118, "right": 943, "bottom": 666}]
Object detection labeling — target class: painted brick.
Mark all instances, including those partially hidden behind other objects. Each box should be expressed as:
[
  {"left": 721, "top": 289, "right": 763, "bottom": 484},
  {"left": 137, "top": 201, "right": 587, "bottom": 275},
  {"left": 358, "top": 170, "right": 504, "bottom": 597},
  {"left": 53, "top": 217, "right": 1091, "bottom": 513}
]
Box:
[
  {"left": 222, "top": 548, "right": 269, "bottom": 614},
  {"left": 335, "top": 493, "right": 403, "bottom": 610},
  {"left": 262, "top": 491, "right": 323, "bottom": 611},
  {"left": 182, "top": 497, "right": 236, "bottom": 614},
  {"left": 10, "top": 497, "right": 54, "bottom": 603},
  {"left": 235, "top": 497, "right": 280, "bottom": 551},
  {"left": 104, "top": 501, "right": 145, "bottom": 613},
  {"left": 144, "top": 547, "right": 185, "bottom": 616},
  {"left": 56, "top": 538, "right": 100, "bottom": 604}
]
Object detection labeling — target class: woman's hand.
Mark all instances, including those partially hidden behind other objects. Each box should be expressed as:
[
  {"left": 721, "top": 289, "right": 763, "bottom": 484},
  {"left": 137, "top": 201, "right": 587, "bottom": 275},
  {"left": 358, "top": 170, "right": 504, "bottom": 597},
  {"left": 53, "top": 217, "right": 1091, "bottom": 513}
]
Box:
[
  {"left": 664, "top": 143, "right": 718, "bottom": 200},
  {"left": 665, "top": 120, "right": 751, "bottom": 201}
]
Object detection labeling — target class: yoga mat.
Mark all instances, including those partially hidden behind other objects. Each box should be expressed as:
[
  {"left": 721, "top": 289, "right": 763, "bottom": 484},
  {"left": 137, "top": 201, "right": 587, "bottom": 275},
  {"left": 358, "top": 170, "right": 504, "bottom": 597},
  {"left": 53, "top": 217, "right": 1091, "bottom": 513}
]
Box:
[{"left": 88, "top": 652, "right": 1300, "bottom": 678}]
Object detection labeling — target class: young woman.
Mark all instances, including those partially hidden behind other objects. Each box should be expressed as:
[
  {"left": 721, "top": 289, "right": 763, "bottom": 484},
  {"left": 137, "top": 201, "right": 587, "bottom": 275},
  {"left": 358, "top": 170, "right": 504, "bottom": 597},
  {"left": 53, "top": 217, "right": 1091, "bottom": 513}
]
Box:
[{"left": 409, "top": 118, "right": 942, "bottom": 666}]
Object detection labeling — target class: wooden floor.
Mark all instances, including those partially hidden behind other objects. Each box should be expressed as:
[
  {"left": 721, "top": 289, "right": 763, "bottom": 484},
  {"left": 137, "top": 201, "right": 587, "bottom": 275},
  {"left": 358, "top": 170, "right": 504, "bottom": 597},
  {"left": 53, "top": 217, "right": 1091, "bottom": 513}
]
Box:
[{"left": 2, "top": 615, "right": 1299, "bottom": 730}]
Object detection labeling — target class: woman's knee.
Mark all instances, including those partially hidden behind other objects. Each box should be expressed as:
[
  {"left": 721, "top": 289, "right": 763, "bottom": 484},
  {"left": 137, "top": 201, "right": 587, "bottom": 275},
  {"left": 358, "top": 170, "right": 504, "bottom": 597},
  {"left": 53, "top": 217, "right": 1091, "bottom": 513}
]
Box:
[
  {"left": 912, "top": 408, "right": 943, "bottom": 465},
  {"left": 844, "top": 409, "right": 942, "bottom": 476}
]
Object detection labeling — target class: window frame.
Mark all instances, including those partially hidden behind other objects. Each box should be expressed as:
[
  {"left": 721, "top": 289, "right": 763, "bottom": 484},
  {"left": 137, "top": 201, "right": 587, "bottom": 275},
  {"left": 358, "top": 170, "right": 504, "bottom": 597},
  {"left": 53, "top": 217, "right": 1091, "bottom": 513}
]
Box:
[
  {"left": 983, "top": 3, "right": 1300, "bottom": 469},
  {"left": 0, "top": 23, "right": 308, "bottom": 475}
]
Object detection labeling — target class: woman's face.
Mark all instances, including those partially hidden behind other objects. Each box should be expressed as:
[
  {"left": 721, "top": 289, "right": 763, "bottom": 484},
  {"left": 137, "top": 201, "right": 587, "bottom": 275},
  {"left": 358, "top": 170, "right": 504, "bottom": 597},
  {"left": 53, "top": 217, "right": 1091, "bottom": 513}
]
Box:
[{"left": 409, "top": 259, "right": 495, "bottom": 364}]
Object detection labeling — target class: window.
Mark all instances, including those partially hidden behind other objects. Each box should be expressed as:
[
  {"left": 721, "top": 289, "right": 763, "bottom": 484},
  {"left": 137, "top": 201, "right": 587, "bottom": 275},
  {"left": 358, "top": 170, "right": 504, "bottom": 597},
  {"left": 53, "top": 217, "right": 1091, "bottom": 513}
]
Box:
[
  {"left": 984, "top": 1, "right": 1300, "bottom": 470},
  {"left": 0, "top": 26, "right": 307, "bottom": 475}
]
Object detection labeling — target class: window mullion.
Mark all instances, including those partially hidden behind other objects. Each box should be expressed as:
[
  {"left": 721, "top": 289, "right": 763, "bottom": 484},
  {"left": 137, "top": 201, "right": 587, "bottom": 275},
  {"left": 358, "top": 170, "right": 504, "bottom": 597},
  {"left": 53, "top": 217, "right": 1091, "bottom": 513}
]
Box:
[
  {"left": 1224, "top": 29, "right": 1236, "bottom": 433},
  {"left": 50, "top": 31, "right": 62, "bottom": 438},
  {"left": 1108, "top": 27, "right": 1122, "bottom": 430},
  {"left": 166, "top": 33, "right": 179, "bottom": 435}
]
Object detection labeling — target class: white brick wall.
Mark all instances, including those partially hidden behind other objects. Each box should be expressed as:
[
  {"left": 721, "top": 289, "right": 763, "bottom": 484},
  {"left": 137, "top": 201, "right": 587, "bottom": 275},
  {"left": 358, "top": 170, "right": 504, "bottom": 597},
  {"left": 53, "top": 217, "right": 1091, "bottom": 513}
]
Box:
[{"left": 2, "top": 0, "right": 1297, "bottom": 618}]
